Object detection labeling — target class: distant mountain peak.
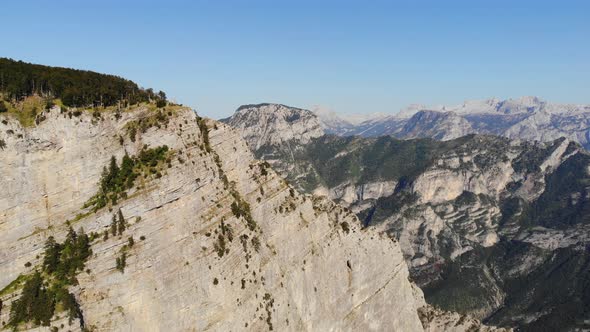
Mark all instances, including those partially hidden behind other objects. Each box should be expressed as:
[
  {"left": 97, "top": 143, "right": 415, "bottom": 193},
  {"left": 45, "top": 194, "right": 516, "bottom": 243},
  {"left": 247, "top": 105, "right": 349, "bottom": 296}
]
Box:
[
  {"left": 398, "top": 110, "right": 473, "bottom": 141},
  {"left": 235, "top": 102, "right": 308, "bottom": 113},
  {"left": 223, "top": 103, "right": 324, "bottom": 150},
  {"left": 515, "top": 95, "right": 544, "bottom": 106}
]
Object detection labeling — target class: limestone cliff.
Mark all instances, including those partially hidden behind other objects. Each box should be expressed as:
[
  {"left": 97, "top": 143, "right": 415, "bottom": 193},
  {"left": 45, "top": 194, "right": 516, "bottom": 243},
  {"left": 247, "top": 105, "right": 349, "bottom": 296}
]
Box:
[{"left": 0, "top": 106, "right": 429, "bottom": 331}]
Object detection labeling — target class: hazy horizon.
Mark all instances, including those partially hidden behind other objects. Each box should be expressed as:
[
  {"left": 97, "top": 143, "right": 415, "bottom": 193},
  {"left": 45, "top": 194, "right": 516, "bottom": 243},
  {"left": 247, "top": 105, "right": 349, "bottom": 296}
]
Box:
[{"left": 2, "top": 0, "right": 588, "bottom": 118}]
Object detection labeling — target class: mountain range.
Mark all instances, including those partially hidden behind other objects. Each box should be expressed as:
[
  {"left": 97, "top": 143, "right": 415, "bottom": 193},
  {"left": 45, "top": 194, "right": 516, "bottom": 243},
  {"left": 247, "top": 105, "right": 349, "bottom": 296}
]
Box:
[
  {"left": 224, "top": 102, "right": 590, "bottom": 331},
  {"left": 313, "top": 97, "right": 590, "bottom": 149}
]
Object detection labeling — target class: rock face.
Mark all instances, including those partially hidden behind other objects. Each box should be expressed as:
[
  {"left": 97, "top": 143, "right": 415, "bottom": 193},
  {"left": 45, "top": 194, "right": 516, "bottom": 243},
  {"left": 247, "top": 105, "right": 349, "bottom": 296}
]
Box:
[
  {"left": 397, "top": 111, "right": 473, "bottom": 141},
  {"left": 221, "top": 103, "right": 324, "bottom": 150},
  {"left": 0, "top": 106, "right": 433, "bottom": 331},
  {"left": 225, "top": 105, "right": 590, "bottom": 330},
  {"left": 312, "top": 96, "right": 590, "bottom": 149}
]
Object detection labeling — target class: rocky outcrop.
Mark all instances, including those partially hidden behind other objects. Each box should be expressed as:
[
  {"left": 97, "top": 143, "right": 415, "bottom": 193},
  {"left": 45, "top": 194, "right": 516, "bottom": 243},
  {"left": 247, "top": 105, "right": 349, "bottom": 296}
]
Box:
[
  {"left": 221, "top": 103, "right": 324, "bottom": 151},
  {"left": 314, "top": 180, "right": 397, "bottom": 212},
  {"left": 0, "top": 106, "right": 430, "bottom": 331}
]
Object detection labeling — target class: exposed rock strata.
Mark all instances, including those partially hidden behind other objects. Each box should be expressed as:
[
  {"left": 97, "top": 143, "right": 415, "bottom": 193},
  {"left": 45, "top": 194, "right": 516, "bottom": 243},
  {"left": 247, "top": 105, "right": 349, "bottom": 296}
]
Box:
[{"left": 1, "top": 106, "right": 430, "bottom": 331}]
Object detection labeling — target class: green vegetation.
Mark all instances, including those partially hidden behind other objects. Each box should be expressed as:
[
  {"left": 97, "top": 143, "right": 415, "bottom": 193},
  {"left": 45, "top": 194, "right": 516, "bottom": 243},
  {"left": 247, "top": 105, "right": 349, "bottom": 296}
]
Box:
[
  {"left": 262, "top": 134, "right": 477, "bottom": 193},
  {"left": 196, "top": 116, "right": 211, "bottom": 152},
  {"left": 251, "top": 236, "right": 261, "bottom": 252},
  {"left": 128, "top": 126, "right": 137, "bottom": 142},
  {"left": 453, "top": 191, "right": 478, "bottom": 208},
  {"left": 213, "top": 220, "right": 234, "bottom": 258},
  {"left": 230, "top": 193, "right": 257, "bottom": 231},
  {"left": 156, "top": 99, "right": 167, "bottom": 108},
  {"left": 424, "top": 240, "right": 590, "bottom": 332},
  {"left": 0, "top": 95, "right": 47, "bottom": 127},
  {"left": 339, "top": 221, "right": 350, "bottom": 234},
  {"left": 85, "top": 146, "right": 171, "bottom": 211},
  {"left": 8, "top": 227, "right": 90, "bottom": 328},
  {"left": 125, "top": 109, "right": 171, "bottom": 139},
  {"left": 0, "top": 57, "right": 166, "bottom": 107},
  {"left": 512, "top": 139, "right": 563, "bottom": 173},
  {"left": 0, "top": 274, "right": 28, "bottom": 297},
  {"left": 225, "top": 169, "right": 257, "bottom": 231},
  {"left": 239, "top": 234, "right": 249, "bottom": 253},
  {"left": 263, "top": 293, "right": 275, "bottom": 330},
  {"left": 9, "top": 272, "right": 54, "bottom": 326},
  {"left": 532, "top": 153, "right": 590, "bottom": 229},
  {"left": 108, "top": 209, "right": 127, "bottom": 236},
  {"left": 116, "top": 252, "right": 127, "bottom": 272},
  {"left": 259, "top": 161, "right": 270, "bottom": 176},
  {"left": 214, "top": 234, "right": 227, "bottom": 258},
  {"left": 42, "top": 228, "right": 91, "bottom": 282},
  {"left": 359, "top": 191, "right": 418, "bottom": 226},
  {"left": 220, "top": 220, "right": 233, "bottom": 242}
]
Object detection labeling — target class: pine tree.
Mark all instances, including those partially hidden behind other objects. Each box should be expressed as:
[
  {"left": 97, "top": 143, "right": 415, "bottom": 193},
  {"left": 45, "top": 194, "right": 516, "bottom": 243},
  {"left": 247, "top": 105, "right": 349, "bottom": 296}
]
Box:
[
  {"left": 65, "top": 226, "right": 77, "bottom": 244},
  {"left": 76, "top": 228, "right": 91, "bottom": 263},
  {"left": 108, "top": 156, "right": 120, "bottom": 189},
  {"left": 120, "top": 153, "right": 135, "bottom": 188},
  {"left": 99, "top": 166, "right": 109, "bottom": 193},
  {"left": 42, "top": 236, "right": 60, "bottom": 273},
  {"left": 117, "top": 209, "right": 126, "bottom": 235},
  {"left": 111, "top": 215, "right": 117, "bottom": 236}
]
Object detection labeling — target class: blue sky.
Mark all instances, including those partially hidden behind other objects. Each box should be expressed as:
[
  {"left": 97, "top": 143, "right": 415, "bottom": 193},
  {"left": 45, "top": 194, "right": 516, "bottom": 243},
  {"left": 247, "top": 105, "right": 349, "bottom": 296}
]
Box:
[{"left": 1, "top": 0, "right": 588, "bottom": 118}]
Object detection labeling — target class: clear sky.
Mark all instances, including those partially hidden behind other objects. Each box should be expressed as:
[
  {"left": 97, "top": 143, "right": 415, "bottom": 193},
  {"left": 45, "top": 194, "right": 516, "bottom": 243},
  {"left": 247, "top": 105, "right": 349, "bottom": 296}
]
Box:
[{"left": 1, "top": 0, "right": 588, "bottom": 118}]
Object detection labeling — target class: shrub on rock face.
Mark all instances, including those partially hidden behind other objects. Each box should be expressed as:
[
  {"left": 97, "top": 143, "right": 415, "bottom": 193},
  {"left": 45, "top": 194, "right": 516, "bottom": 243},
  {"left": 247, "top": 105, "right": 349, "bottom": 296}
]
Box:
[
  {"left": 340, "top": 222, "right": 350, "bottom": 234},
  {"left": 0, "top": 101, "right": 7, "bottom": 113},
  {"left": 116, "top": 252, "right": 127, "bottom": 272},
  {"left": 251, "top": 236, "right": 261, "bottom": 252},
  {"left": 45, "top": 100, "right": 55, "bottom": 110},
  {"left": 156, "top": 99, "right": 167, "bottom": 108}
]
